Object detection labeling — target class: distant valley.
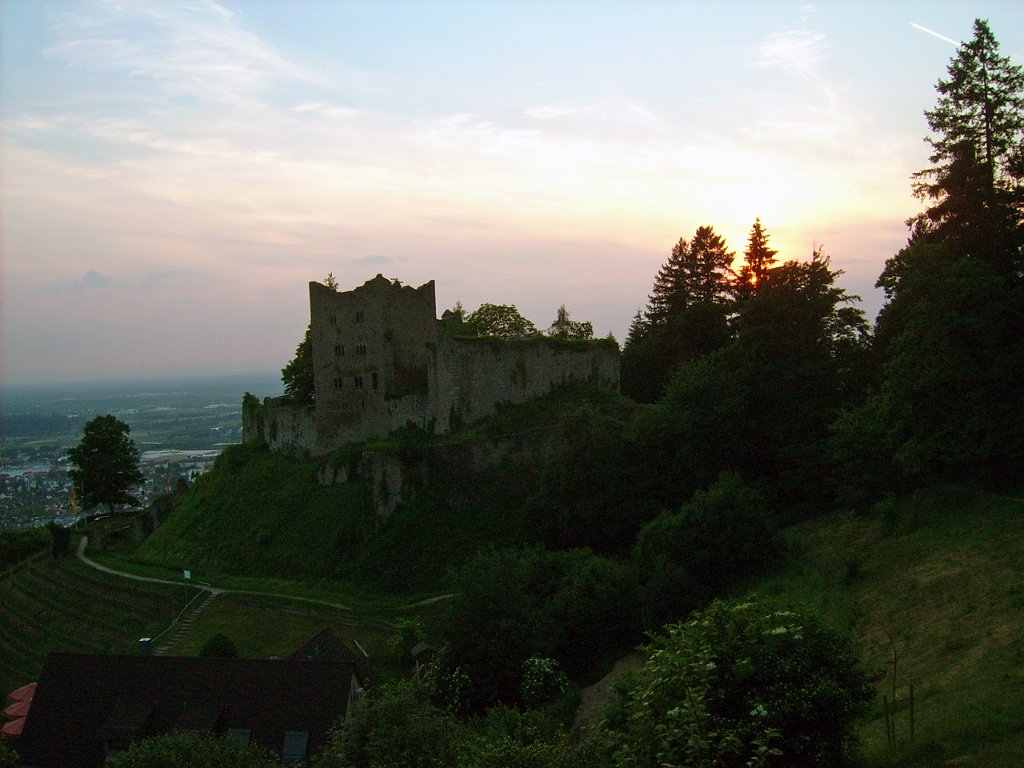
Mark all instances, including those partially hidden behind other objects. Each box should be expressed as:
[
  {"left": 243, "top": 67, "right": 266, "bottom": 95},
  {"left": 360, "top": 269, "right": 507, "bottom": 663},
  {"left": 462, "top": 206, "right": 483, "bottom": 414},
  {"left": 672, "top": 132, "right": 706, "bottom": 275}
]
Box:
[{"left": 0, "top": 374, "right": 281, "bottom": 530}]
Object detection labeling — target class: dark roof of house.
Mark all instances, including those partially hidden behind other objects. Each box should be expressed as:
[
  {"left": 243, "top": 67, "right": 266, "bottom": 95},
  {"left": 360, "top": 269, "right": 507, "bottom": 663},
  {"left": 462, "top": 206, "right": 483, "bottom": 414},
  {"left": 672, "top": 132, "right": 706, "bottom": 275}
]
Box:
[
  {"left": 290, "top": 628, "right": 376, "bottom": 686},
  {"left": 16, "top": 653, "right": 355, "bottom": 768}
]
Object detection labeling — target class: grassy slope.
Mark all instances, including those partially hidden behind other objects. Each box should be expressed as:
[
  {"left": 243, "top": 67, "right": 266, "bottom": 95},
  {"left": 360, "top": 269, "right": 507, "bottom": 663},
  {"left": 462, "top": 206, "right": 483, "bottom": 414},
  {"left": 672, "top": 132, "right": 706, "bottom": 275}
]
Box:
[
  {"left": 137, "top": 383, "right": 637, "bottom": 593},
  {"left": 135, "top": 444, "right": 377, "bottom": 583},
  {"left": 754, "top": 485, "right": 1024, "bottom": 768},
  {"left": 0, "top": 554, "right": 183, "bottom": 695}
]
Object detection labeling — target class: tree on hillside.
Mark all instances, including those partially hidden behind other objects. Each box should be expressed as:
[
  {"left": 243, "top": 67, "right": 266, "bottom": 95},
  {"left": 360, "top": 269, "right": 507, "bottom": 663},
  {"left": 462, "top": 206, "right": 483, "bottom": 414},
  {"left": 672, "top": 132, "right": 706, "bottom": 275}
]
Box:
[
  {"left": 633, "top": 472, "right": 777, "bottom": 624},
  {"left": 623, "top": 226, "right": 734, "bottom": 402},
  {"left": 646, "top": 226, "right": 734, "bottom": 324},
  {"left": 546, "top": 305, "right": 593, "bottom": 340},
  {"left": 437, "top": 547, "right": 639, "bottom": 712},
  {"left": 67, "top": 414, "right": 144, "bottom": 516},
  {"left": 734, "top": 217, "right": 778, "bottom": 298},
  {"left": 910, "top": 18, "right": 1024, "bottom": 274},
  {"left": 641, "top": 248, "right": 871, "bottom": 513},
  {"left": 868, "top": 20, "right": 1024, "bottom": 486},
  {"left": 875, "top": 254, "right": 1024, "bottom": 479},
  {"left": 603, "top": 598, "right": 873, "bottom": 768},
  {"left": 464, "top": 304, "right": 538, "bottom": 339},
  {"left": 281, "top": 325, "right": 314, "bottom": 405}
]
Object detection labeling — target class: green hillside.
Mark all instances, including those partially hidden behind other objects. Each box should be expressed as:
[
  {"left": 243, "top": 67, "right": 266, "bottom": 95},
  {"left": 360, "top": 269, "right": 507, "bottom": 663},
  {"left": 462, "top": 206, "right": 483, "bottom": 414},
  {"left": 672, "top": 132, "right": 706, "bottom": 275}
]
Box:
[
  {"left": 756, "top": 485, "right": 1024, "bottom": 767},
  {"left": 0, "top": 554, "right": 183, "bottom": 696},
  {"left": 136, "top": 383, "right": 638, "bottom": 593}
]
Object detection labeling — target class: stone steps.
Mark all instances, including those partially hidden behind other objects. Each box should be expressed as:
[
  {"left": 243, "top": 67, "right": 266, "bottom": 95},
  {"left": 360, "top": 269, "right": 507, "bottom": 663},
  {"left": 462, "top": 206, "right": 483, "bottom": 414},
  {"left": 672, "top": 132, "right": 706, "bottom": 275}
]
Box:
[{"left": 154, "top": 591, "right": 218, "bottom": 656}]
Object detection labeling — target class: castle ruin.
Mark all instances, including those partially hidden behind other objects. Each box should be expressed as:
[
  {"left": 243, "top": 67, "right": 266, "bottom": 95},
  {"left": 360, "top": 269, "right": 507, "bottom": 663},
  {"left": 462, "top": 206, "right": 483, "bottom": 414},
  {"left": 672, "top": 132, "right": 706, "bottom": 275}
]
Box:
[{"left": 245, "top": 275, "right": 619, "bottom": 455}]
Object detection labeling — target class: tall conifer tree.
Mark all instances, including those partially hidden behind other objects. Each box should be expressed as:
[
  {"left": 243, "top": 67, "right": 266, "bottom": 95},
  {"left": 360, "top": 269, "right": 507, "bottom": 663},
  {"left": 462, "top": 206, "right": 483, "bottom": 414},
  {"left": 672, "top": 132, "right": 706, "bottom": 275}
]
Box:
[
  {"left": 735, "top": 218, "right": 778, "bottom": 297},
  {"left": 911, "top": 18, "right": 1024, "bottom": 273}
]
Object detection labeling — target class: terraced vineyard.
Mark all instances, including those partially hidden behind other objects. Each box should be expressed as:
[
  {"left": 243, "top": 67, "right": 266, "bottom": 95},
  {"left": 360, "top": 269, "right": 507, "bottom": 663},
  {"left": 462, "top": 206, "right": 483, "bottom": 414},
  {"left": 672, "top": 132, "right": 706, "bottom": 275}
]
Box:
[{"left": 0, "top": 554, "right": 186, "bottom": 695}]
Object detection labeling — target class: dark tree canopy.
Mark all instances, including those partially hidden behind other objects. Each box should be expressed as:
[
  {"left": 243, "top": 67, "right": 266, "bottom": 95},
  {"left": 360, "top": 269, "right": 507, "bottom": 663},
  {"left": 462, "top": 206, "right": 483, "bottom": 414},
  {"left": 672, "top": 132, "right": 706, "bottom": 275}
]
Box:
[
  {"left": 872, "top": 19, "right": 1024, "bottom": 484},
  {"left": 623, "top": 225, "right": 735, "bottom": 402},
  {"left": 911, "top": 18, "right": 1024, "bottom": 272},
  {"left": 67, "top": 414, "right": 144, "bottom": 515},
  {"left": 646, "top": 225, "right": 734, "bottom": 324},
  {"left": 603, "top": 598, "right": 873, "bottom": 768},
  {"left": 281, "top": 324, "right": 314, "bottom": 405},
  {"left": 464, "top": 304, "right": 538, "bottom": 339},
  {"left": 734, "top": 217, "right": 778, "bottom": 298},
  {"left": 546, "top": 305, "right": 593, "bottom": 340}
]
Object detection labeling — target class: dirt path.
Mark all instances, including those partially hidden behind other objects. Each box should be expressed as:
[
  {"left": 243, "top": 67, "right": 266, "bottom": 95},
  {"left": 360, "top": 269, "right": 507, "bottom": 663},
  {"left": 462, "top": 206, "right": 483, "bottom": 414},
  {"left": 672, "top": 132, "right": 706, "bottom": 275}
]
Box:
[
  {"left": 572, "top": 651, "right": 646, "bottom": 735},
  {"left": 76, "top": 537, "right": 353, "bottom": 611}
]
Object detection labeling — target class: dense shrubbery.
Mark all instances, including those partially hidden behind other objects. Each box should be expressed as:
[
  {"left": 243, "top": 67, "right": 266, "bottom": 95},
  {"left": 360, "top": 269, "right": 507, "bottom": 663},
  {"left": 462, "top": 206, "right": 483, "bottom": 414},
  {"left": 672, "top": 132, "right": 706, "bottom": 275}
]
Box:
[
  {"left": 315, "top": 680, "right": 463, "bottom": 768},
  {"left": 315, "top": 684, "right": 594, "bottom": 768},
  {"left": 0, "top": 527, "right": 49, "bottom": 571},
  {"left": 116, "top": 732, "right": 284, "bottom": 768},
  {"left": 436, "top": 546, "right": 640, "bottom": 712},
  {"left": 633, "top": 472, "right": 777, "bottom": 625},
  {"left": 602, "top": 598, "right": 873, "bottom": 768}
]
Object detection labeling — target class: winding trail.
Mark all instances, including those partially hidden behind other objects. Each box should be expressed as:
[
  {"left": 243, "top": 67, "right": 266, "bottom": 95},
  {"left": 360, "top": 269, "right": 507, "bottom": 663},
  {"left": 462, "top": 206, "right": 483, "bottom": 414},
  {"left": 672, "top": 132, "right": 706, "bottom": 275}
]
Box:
[{"left": 77, "top": 536, "right": 352, "bottom": 611}]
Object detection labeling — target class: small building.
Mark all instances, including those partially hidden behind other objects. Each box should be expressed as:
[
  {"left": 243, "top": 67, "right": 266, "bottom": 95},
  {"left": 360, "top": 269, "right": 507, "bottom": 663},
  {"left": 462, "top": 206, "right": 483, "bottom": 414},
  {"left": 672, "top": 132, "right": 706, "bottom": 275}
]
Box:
[{"left": 15, "top": 652, "right": 361, "bottom": 766}]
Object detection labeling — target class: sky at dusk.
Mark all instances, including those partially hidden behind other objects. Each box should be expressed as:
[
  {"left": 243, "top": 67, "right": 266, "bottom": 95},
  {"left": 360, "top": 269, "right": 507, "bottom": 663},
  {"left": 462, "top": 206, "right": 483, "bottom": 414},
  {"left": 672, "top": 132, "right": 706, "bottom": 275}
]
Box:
[{"left": 3, "top": 1, "right": 1023, "bottom": 386}]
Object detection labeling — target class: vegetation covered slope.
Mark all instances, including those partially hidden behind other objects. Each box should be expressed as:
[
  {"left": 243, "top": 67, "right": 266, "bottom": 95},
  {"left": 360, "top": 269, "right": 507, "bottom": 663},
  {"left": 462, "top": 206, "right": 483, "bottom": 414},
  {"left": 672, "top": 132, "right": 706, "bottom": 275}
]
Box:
[
  {"left": 0, "top": 554, "right": 183, "bottom": 695},
  {"left": 136, "top": 384, "right": 639, "bottom": 593},
  {"left": 757, "top": 485, "right": 1024, "bottom": 768},
  {"left": 135, "top": 445, "right": 377, "bottom": 584}
]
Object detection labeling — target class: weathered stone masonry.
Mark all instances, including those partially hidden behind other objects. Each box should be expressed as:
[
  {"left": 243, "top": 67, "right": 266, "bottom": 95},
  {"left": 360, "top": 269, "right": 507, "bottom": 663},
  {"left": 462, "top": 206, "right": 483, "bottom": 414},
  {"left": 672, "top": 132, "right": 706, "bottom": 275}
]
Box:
[{"left": 244, "top": 275, "right": 620, "bottom": 456}]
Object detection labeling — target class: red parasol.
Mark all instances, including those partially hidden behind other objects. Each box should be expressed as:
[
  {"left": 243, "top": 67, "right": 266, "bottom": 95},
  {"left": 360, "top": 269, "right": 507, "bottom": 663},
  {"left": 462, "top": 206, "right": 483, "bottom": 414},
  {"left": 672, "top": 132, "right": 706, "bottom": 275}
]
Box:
[
  {"left": 0, "top": 717, "right": 24, "bottom": 739},
  {"left": 3, "top": 700, "right": 30, "bottom": 719},
  {"left": 7, "top": 683, "right": 36, "bottom": 702}
]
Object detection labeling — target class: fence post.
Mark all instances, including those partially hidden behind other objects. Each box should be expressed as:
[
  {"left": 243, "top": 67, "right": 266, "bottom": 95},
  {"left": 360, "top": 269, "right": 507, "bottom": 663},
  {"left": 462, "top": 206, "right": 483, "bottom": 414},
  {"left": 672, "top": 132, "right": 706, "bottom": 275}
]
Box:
[{"left": 909, "top": 682, "right": 915, "bottom": 744}]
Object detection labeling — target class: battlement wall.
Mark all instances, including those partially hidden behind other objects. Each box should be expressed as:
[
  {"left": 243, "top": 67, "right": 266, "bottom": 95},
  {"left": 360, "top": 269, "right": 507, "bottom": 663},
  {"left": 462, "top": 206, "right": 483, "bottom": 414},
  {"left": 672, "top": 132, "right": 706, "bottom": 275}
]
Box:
[
  {"left": 429, "top": 336, "right": 620, "bottom": 433},
  {"left": 251, "top": 275, "right": 620, "bottom": 456}
]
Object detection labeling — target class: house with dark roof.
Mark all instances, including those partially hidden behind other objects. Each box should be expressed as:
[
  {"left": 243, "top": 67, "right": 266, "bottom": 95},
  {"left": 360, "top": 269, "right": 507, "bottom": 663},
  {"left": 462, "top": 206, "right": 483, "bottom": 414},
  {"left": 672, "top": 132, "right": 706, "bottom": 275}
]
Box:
[{"left": 14, "top": 651, "right": 362, "bottom": 767}]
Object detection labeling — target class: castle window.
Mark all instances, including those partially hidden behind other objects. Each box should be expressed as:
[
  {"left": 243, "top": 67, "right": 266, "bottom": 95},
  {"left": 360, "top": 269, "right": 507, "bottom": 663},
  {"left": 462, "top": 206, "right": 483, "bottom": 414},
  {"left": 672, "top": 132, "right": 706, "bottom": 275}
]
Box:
[
  {"left": 335, "top": 343, "right": 344, "bottom": 357},
  {"left": 333, "top": 377, "right": 343, "bottom": 390},
  {"left": 371, "top": 372, "right": 378, "bottom": 390},
  {"left": 328, "top": 313, "right": 337, "bottom": 325},
  {"left": 355, "top": 310, "right": 364, "bottom": 323},
  {"left": 356, "top": 344, "right": 367, "bottom": 356},
  {"left": 354, "top": 376, "right": 364, "bottom": 390}
]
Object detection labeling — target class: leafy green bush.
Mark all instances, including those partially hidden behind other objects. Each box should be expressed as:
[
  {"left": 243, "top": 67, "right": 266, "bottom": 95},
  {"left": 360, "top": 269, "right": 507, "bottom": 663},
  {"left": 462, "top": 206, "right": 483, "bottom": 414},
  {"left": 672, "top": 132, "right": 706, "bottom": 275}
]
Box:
[
  {"left": 315, "top": 680, "right": 464, "bottom": 768},
  {"left": 199, "top": 633, "right": 238, "bottom": 658},
  {"left": 117, "top": 732, "right": 283, "bottom": 767},
  {"left": 439, "top": 547, "right": 640, "bottom": 712},
  {"left": 460, "top": 705, "right": 598, "bottom": 768},
  {"left": 0, "top": 527, "right": 49, "bottom": 571},
  {"left": 633, "top": 472, "right": 777, "bottom": 624},
  {"left": 603, "top": 598, "right": 873, "bottom": 768}
]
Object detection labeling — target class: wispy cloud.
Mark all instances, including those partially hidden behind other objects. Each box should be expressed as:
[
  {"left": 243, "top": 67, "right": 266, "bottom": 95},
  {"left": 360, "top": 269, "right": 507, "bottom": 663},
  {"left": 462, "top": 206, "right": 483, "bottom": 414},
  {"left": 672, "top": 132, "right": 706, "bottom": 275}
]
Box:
[
  {"left": 526, "top": 106, "right": 578, "bottom": 120},
  {"left": 42, "top": 0, "right": 327, "bottom": 109},
  {"left": 755, "top": 28, "right": 830, "bottom": 79},
  {"left": 54, "top": 269, "right": 176, "bottom": 292},
  {"left": 910, "top": 23, "right": 959, "bottom": 47},
  {"left": 69, "top": 269, "right": 114, "bottom": 290}
]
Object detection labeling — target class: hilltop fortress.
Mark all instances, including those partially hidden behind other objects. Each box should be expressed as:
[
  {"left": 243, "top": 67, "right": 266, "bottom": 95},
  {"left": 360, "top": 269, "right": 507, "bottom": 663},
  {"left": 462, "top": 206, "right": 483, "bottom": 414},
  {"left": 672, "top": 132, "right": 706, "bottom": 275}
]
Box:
[{"left": 244, "top": 275, "right": 619, "bottom": 455}]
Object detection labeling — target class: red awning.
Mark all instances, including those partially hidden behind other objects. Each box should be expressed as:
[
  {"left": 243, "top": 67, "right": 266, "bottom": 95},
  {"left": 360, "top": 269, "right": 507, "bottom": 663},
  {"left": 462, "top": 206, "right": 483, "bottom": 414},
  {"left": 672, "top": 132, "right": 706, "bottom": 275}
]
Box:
[
  {"left": 0, "top": 717, "right": 24, "bottom": 739},
  {"left": 3, "top": 700, "right": 30, "bottom": 719},
  {"left": 7, "top": 682, "right": 36, "bottom": 702}
]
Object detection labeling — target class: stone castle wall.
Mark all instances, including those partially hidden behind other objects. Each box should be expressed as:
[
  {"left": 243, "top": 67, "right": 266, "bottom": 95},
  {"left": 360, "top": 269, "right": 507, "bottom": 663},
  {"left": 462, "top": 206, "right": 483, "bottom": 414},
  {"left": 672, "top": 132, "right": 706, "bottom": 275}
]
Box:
[
  {"left": 248, "top": 275, "right": 620, "bottom": 455},
  {"left": 309, "top": 276, "right": 437, "bottom": 452},
  {"left": 428, "top": 336, "right": 620, "bottom": 433}
]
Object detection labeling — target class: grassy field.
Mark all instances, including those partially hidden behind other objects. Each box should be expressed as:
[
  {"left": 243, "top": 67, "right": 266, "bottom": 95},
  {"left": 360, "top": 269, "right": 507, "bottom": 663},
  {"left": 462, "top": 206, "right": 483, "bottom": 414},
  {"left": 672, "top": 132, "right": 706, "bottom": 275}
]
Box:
[
  {"left": 0, "top": 554, "right": 183, "bottom": 695},
  {"left": 0, "top": 548, "right": 436, "bottom": 695},
  {"left": 753, "top": 485, "right": 1024, "bottom": 768}
]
